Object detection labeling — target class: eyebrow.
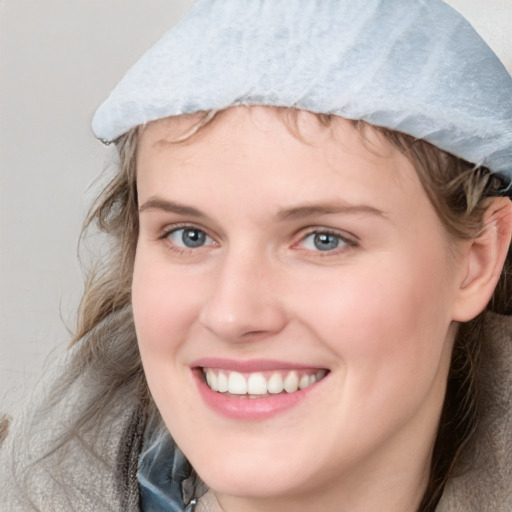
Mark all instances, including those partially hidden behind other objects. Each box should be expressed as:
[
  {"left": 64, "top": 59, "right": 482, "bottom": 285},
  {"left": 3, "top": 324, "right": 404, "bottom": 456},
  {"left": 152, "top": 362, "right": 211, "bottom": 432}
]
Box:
[
  {"left": 276, "top": 203, "right": 387, "bottom": 221},
  {"left": 138, "top": 197, "right": 386, "bottom": 221},
  {"left": 138, "top": 198, "right": 207, "bottom": 218}
]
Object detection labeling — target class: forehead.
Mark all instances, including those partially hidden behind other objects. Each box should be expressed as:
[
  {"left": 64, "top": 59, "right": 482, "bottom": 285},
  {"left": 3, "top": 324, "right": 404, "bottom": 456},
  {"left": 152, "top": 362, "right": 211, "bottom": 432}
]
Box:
[
  {"left": 136, "top": 106, "right": 422, "bottom": 205},
  {"left": 138, "top": 107, "right": 399, "bottom": 161}
]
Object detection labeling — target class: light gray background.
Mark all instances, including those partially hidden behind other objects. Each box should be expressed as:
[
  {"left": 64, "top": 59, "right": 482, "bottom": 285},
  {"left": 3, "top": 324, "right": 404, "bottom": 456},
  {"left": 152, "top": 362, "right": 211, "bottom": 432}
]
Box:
[
  {"left": 0, "top": 0, "right": 194, "bottom": 413},
  {"left": 1, "top": 0, "right": 511, "bottom": 414}
]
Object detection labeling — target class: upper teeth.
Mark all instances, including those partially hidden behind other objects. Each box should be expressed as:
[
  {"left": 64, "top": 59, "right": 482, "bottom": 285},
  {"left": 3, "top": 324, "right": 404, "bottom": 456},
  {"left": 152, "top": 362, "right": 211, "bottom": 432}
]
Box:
[{"left": 203, "top": 369, "right": 327, "bottom": 396}]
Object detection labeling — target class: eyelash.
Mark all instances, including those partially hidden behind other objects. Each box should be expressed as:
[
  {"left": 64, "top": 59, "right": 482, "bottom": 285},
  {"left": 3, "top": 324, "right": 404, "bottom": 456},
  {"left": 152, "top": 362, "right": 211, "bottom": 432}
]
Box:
[{"left": 159, "top": 224, "right": 357, "bottom": 256}]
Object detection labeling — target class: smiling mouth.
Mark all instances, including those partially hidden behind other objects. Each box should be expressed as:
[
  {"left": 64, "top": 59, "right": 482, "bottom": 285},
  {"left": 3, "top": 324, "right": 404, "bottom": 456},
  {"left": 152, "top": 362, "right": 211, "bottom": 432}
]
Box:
[{"left": 201, "top": 368, "right": 329, "bottom": 398}]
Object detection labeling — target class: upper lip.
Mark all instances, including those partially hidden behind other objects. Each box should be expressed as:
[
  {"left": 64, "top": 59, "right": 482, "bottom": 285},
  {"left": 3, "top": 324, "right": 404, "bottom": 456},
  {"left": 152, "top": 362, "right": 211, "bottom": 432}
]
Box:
[{"left": 191, "top": 357, "right": 328, "bottom": 372}]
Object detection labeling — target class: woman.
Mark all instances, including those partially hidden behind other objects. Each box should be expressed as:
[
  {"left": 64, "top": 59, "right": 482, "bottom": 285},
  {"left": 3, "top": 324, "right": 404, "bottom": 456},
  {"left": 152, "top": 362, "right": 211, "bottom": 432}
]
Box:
[{"left": 1, "top": 1, "right": 511, "bottom": 511}]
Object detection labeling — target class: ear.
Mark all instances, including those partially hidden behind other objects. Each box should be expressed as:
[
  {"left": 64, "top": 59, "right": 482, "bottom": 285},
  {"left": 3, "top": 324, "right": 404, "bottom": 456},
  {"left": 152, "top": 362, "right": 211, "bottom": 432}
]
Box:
[{"left": 452, "top": 197, "right": 512, "bottom": 322}]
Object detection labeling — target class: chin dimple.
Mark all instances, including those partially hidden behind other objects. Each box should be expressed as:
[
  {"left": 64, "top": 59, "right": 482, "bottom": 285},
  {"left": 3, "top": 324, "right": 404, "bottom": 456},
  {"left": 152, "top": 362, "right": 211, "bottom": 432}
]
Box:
[{"left": 203, "top": 368, "right": 328, "bottom": 396}]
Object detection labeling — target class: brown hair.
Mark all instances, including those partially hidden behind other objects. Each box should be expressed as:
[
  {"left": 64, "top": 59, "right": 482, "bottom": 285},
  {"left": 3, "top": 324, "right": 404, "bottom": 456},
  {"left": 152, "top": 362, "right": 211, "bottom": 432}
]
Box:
[{"left": 38, "top": 109, "right": 512, "bottom": 510}]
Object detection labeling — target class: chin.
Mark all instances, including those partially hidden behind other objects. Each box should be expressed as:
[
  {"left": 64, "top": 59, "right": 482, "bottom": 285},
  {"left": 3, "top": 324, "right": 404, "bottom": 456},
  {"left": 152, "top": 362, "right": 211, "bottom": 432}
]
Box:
[{"left": 193, "top": 453, "right": 306, "bottom": 499}]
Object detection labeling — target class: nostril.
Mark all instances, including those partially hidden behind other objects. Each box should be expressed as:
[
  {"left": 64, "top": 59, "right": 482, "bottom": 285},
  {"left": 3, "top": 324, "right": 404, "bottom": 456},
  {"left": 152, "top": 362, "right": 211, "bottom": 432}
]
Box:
[{"left": 240, "top": 329, "right": 274, "bottom": 341}]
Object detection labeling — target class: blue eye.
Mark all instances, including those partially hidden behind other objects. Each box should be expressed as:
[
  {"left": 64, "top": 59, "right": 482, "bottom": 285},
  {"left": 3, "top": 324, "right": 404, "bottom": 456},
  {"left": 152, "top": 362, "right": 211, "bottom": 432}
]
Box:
[
  {"left": 168, "top": 228, "right": 213, "bottom": 248},
  {"left": 301, "top": 232, "right": 346, "bottom": 252}
]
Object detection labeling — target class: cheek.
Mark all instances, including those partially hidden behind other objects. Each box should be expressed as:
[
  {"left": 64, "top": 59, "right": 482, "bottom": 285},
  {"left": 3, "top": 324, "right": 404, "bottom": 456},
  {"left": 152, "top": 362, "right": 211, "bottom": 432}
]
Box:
[
  {"left": 131, "top": 251, "right": 204, "bottom": 363},
  {"left": 298, "top": 249, "right": 456, "bottom": 393},
  {"left": 131, "top": 252, "right": 208, "bottom": 424},
  {"left": 286, "top": 258, "right": 456, "bottom": 462}
]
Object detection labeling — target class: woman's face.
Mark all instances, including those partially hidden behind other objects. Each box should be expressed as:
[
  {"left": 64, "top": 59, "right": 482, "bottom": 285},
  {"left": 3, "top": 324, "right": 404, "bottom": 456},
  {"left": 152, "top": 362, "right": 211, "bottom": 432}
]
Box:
[{"left": 133, "top": 107, "right": 465, "bottom": 509}]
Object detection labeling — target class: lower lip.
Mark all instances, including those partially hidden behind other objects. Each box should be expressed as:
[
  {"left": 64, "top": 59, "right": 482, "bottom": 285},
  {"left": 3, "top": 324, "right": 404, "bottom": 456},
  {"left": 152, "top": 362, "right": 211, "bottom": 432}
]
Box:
[{"left": 193, "top": 370, "right": 323, "bottom": 420}]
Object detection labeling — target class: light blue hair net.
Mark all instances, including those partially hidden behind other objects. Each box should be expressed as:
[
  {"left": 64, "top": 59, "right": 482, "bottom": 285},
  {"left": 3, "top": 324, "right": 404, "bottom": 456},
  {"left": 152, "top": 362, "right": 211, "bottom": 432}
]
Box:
[{"left": 92, "top": 0, "right": 512, "bottom": 189}]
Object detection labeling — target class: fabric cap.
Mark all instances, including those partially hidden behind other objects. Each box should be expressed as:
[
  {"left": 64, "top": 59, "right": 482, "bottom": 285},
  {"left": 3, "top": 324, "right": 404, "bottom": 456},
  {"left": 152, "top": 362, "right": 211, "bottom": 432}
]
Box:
[{"left": 92, "top": 0, "right": 512, "bottom": 186}]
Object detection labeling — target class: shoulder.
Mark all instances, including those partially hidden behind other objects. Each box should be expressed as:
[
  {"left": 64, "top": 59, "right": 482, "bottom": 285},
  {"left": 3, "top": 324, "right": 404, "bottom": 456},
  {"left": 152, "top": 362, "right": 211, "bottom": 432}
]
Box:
[
  {"left": 437, "top": 313, "right": 512, "bottom": 511},
  {"left": 0, "top": 357, "right": 143, "bottom": 512},
  {"left": 0, "top": 414, "right": 9, "bottom": 445}
]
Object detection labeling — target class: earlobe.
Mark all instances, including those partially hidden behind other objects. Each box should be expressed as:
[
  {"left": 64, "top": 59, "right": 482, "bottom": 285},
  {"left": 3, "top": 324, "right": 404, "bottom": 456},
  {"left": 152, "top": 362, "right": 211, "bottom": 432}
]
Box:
[{"left": 453, "top": 197, "right": 512, "bottom": 322}]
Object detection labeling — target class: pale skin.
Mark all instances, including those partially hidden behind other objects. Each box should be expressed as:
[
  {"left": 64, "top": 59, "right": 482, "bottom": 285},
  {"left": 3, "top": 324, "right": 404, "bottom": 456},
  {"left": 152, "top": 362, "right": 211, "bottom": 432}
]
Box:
[{"left": 132, "top": 107, "right": 512, "bottom": 512}]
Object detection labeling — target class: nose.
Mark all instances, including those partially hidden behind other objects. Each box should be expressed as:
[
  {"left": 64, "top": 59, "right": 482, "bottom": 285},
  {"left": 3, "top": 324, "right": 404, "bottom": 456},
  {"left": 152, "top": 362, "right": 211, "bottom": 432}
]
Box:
[{"left": 199, "top": 250, "right": 287, "bottom": 343}]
